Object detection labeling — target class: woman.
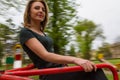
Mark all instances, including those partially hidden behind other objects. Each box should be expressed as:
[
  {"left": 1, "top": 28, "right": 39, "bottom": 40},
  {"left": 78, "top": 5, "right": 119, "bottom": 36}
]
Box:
[{"left": 20, "top": 0, "right": 108, "bottom": 80}]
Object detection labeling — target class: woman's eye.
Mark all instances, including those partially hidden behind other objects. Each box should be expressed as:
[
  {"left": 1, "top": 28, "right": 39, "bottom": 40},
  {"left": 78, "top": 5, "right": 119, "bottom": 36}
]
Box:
[
  {"left": 42, "top": 8, "right": 45, "bottom": 12},
  {"left": 34, "top": 6, "right": 40, "bottom": 10},
  {"left": 34, "top": 6, "right": 45, "bottom": 12}
]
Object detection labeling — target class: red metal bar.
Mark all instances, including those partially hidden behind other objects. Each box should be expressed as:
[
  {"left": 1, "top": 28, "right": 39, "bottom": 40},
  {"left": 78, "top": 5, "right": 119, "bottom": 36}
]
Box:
[
  {"left": 0, "top": 70, "right": 5, "bottom": 74},
  {"left": 5, "top": 64, "right": 34, "bottom": 72},
  {"left": 0, "top": 74, "right": 33, "bottom": 80},
  {"left": 5, "top": 63, "right": 119, "bottom": 80},
  {"left": 96, "top": 64, "right": 119, "bottom": 80}
]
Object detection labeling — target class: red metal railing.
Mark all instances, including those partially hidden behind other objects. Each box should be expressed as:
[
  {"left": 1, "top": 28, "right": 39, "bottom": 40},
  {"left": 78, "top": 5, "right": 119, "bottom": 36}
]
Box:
[
  {"left": 5, "top": 63, "right": 35, "bottom": 72},
  {"left": 0, "top": 74, "right": 33, "bottom": 80},
  {"left": 0, "top": 63, "right": 119, "bottom": 80}
]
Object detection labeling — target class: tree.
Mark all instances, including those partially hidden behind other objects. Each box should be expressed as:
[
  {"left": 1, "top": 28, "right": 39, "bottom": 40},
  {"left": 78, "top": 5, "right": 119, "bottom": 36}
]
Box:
[
  {"left": 0, "top": 0, "right": 25, "bottom": 66},
  {"left": 0, "top": 42, "right": 3, "bottom": 67},
  {"left": 68, "top": 45, "right": 76, "bottom": 56},
  {"left": 0, "top": 23, "right": 14, "bottom": 41},
  {"left": 0, "top": 0, "right": 26, "bottom": 15},
  {"left": 0, "top": 23, "right": 16, "bottom": 66},
  {"left": 0, "top": 0, "right": 26, "bottom": 28},
  {"left": 0, "top": 0, "right": 25, "bottom": 33},
  {"left": 46, "top": 0, "right": 78, "bottom": 54},
  {"left": 74, "top": 19, "right": 105, "bottom": 59}
]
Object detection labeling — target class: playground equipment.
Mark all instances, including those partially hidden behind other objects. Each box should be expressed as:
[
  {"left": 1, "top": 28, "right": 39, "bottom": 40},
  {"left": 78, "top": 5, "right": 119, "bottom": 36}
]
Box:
[
  {"left": 98, "top": 58, "right": 118, "bottom": 69},
  {"left": 13, "top": 44, "right": 23, "bottom": 68},
  {"left": 116, "top": 63, "right": 120, "bottom": 69},
  {"left": 5, "top": 55, "right": 14, "bottom": 70},
  {"left": 98, "top": 53, "right": 120, "bottom": 70},
  {"left": 0, "top": 63, "right": 119, "bottom": 80}
]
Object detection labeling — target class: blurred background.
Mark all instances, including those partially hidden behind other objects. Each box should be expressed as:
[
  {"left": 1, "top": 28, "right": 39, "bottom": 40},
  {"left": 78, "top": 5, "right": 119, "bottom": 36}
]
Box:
[{"left": 0, "top": 0, "right": 120, "bottom": 79}]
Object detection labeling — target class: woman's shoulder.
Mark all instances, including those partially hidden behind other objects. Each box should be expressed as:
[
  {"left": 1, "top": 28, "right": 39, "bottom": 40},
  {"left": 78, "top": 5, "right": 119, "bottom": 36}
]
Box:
[
  {"left": 20, "top": 27, "right": 32, "bottom": 33},
  {"left": 20, "top": 27, "right": 32, "bottom": 36},
  {"left": 21, "top": 27, "right": 29, "bottom": 31}
]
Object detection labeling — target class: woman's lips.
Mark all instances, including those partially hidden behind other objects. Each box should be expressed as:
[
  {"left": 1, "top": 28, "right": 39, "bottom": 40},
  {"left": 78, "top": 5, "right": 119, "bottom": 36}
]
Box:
[{"left": 37, "top": 13, "right": 44, "bottom": 18}]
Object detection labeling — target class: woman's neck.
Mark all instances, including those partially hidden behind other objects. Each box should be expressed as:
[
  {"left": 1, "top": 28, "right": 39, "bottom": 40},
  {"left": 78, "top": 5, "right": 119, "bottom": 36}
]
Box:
[
  {"left": 30, "top": 21, "right": 41, "bottom": 32},
  {"left": 29, "top": 21, "right": 45, "bottom": 36}
]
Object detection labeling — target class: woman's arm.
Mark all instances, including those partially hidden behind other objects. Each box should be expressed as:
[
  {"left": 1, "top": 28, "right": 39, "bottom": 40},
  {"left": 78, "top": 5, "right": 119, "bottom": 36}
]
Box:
[{"left": 25, "top": 38, "right": 97, "bottom": 72}]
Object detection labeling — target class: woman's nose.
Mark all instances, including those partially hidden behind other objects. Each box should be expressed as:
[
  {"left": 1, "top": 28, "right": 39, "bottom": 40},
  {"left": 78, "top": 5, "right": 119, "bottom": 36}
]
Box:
[{"left": 39, "top": 8, "right": 43, "bottom": 12}]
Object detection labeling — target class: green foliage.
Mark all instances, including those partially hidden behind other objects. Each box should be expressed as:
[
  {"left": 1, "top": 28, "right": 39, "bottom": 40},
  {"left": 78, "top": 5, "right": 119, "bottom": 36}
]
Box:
[
  {"left": 68, "top": 45, "right": 76, "bottom": 56},
  {"left": 0, "top": 42, "right": 3, "bottom": 65},
  {"left": 0, "top": 23, "right": 14, "bottom": 40},
  {"left": 45, "top": 0, "right": 78, "bottom": 54},
  {"left": 74, "top": 19, "right": 105, "bottom": 59}
]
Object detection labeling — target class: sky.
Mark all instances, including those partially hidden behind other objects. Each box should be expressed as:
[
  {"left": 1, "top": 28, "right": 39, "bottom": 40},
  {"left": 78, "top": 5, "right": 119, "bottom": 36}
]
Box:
[{"left": 76, "top": 0, "right": 120, "bottom": 49}]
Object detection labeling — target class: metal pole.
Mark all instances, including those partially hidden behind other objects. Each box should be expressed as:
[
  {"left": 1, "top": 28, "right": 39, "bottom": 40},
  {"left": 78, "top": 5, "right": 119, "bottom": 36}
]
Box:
[
  {"left": 0, "top": 74, "right": 33, "bottom": 80},
  {"left": 4, "top": 63, "right": 119, "bottom": 80}
]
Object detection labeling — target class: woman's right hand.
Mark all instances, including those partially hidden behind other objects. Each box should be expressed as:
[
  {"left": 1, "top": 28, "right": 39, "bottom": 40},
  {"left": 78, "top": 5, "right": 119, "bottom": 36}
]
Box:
[{"left": 73, "top": 58, "right": 97, "bottom": 72}]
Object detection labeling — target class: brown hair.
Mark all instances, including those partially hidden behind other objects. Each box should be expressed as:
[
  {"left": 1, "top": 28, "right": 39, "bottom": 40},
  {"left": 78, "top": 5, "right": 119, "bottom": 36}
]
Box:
[{"left": 24, "top": 0, "right": 49, "bottom": 32}]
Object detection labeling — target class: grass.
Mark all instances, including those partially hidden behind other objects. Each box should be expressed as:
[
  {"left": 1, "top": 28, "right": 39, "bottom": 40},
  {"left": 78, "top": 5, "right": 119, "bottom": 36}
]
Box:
[
  {"left": 30, "top": 76, "right": 39, "bottom": 80},
  {"left": 105, "top": 71, "right": 120, "bottom": 80},
  {"left": 106, "top": 74, "right": 114, "bottom": 80}
]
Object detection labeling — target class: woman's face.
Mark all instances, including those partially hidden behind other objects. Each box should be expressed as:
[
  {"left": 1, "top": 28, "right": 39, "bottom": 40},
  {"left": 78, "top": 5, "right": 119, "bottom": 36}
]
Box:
[{"left": 30, "top": 2, "right": 46, "bottom": 22}]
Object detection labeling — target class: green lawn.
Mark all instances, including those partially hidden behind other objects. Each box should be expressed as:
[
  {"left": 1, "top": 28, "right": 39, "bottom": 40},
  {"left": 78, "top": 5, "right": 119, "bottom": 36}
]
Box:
[
  {"left": 107, "top": 59, "right": 120, "bottom": 65},
  {"left": 106, "top": 72, "right": 120, "bottom": 80},
  {"left": 106, "top": 74, "right": 114, "bottom": 80},
  {"left": 94, "top": 58, "right": 120, "bottom": 64}
]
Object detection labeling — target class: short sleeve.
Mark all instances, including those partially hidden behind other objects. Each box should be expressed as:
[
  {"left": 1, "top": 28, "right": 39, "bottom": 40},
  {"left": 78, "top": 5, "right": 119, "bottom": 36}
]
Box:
[{"left": 19, "top": 28, "right": 35, "bottom": 45}]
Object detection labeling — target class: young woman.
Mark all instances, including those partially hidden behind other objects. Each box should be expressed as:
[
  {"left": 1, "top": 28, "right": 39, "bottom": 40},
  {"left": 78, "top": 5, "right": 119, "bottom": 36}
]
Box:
[{"left": 20, "top": 0, "right": 108, "bottom": 80}]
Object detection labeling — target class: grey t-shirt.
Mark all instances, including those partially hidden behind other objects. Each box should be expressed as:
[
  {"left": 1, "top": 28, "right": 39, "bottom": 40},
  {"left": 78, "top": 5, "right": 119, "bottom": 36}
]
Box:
[{"left": 19, "top": 28, "right": 62, "bottom": 69}]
